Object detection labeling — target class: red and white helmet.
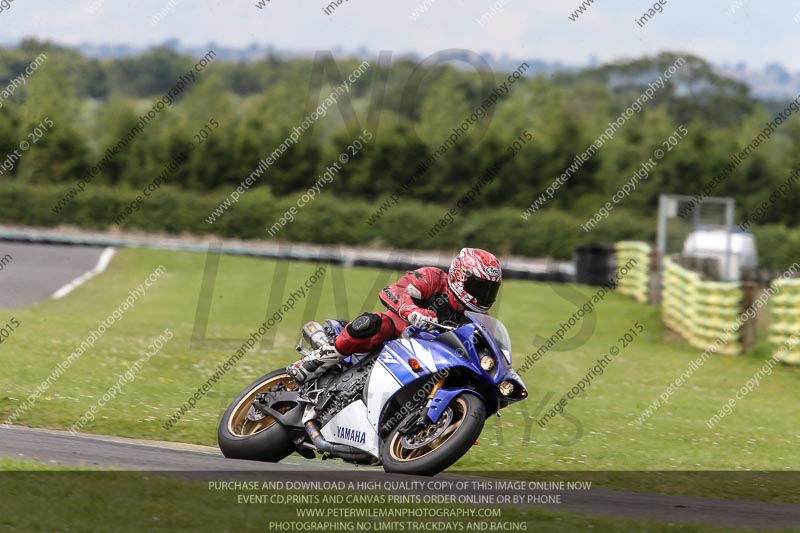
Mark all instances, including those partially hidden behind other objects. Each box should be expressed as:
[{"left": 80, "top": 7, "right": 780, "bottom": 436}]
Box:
[{"left": 448, "top": 248, "right": 502, "bottom": 313}]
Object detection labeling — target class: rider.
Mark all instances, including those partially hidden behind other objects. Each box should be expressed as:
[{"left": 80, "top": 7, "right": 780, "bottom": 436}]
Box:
[{"left": 287, "top": 248, "right": 502, "bottom": 383}]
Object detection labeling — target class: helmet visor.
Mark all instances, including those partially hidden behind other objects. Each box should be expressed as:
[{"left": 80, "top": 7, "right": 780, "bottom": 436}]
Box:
[{"left": 464, "top": 275, "right": 500, "bottom": 309}]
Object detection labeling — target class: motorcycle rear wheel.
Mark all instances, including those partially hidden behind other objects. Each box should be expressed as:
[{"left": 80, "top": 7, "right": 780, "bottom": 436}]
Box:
[
  {"left": 382, "top": 393, "right": 485, "bottom": 476},
  {"left": 217, "top": 370, "right": 297, "bottom": 462}
]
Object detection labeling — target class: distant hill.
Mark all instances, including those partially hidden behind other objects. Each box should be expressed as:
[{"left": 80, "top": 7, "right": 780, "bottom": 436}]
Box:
[{"left": 57, "top": 41, "right": 798, "bottom": 100}]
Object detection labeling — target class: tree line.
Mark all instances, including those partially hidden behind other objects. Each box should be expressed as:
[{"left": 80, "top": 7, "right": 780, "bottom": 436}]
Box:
[{"left": 0, "top": 40, "right": 798, "bottom": 268}]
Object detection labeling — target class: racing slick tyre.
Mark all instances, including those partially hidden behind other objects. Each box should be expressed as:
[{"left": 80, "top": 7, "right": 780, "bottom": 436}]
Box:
[
  {"left": 382, "top": 393, "right": 485, "bottom": 476},
  {"left": 218, "top": 370, "right": 297, "bottom": 462}
]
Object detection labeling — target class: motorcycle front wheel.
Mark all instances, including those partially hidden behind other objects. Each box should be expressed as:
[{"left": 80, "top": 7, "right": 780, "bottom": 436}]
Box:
[
  {"left": 217, "top": 369, "right": 297, "bottom": 462},
  {"left": 382, "top": 393, "right": 485, "bottom": 476}
]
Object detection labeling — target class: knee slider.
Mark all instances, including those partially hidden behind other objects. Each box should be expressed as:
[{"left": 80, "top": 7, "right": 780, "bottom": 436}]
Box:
[{"left": 346, "top": 313, "right": 384, "bottom": 339}]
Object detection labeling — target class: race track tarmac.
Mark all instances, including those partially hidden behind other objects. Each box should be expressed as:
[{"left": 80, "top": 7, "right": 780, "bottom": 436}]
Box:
[
  {"left": 0, "top": 242, "right": 107, "bottom": 309},
  {"left": 1, "top": 426, "right": 798, "bottom": 530}
]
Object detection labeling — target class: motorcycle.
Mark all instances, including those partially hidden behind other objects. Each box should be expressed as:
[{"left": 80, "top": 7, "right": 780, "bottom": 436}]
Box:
[{"left": 218, "top": 312, "right": 527, "bottom": 476}]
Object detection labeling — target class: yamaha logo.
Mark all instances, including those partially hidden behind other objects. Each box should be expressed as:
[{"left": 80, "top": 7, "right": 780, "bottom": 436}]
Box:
[{"left": 337, "top": 426, "right": 367, "bottom": 444}]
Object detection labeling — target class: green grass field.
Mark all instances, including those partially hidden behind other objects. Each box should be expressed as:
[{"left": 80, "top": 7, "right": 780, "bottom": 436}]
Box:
[{"left": 1, "top": 247, "right": 797, "bottom": 477}]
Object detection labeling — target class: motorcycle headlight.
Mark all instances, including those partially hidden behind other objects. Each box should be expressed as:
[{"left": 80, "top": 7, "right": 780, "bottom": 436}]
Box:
[
  {"left": 480, "top": 355, "right": 495, "bottom": 371},
  {"left": 499, "top": 381, "right": 514, "bottom": 396}
]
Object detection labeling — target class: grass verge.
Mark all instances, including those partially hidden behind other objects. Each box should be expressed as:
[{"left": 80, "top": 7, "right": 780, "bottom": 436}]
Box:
[{"left": 1, "top": 248, "right": 797, "bottom": 502}]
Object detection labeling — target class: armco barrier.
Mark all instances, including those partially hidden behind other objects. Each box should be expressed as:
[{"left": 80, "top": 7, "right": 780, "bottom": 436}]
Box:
[
  {"left": 769, "top": 278, "right": 800, "bottom": 364},
  {"left": 0, "top": 227, "right": 574, "bottom": 282},
  {"left": 615, "top": 241, "right": 651, "bottom": 304},
  {"left": 662, "top": 257, "right": 743, "bottom": 355}
]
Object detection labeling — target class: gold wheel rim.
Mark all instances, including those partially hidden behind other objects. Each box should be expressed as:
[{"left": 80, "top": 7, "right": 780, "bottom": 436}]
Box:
[
  {"left": 388, "top": 397, "right": 468, "bottom": 462},
  {"left": 227, "top": 373, "right": 296, "bottom": 437}
]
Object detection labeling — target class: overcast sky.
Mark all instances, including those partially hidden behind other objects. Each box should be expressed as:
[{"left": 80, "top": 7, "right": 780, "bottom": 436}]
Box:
[{"left": 2, "top": 0, "right": 797, "bottom": 69}]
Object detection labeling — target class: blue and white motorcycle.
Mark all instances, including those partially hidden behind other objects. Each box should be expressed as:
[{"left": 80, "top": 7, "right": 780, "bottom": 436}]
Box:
[{"left": 218, "top": 312, "right": 527, "bottom": 476}]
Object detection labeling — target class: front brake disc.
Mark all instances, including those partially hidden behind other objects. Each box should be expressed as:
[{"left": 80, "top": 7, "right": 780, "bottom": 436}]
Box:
[{"left": 400, "top": 407, "right": 453, "bottom": 449}]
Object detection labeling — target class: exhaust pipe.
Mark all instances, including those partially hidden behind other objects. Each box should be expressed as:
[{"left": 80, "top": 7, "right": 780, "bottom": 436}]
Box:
[{"left": 304, "top": 421, "right": 374, "bottom": 462}]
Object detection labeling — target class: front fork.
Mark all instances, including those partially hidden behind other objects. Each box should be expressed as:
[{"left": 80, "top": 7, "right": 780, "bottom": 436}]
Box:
[
  {"left": 396, "top": 375, "right": 447, "bottom": 435},
  {"left": 398, "top": 381, "right": 486, "bottom": 441}
]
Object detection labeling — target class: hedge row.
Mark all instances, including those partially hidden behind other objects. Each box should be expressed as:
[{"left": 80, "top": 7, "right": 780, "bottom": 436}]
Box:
[{"left": 1, "top": 183, "right": 794, "bottom": 269}]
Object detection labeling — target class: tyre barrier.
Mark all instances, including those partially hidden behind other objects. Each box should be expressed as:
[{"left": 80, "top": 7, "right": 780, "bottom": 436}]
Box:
[
  {"left": 614, "top": 241, "right": 651, "bottom": 304},
  {"left": 662, "top": 257, "right": 744, "bottom": 356},
  {"left": 769, "top": 278, "right": 800, "bottom": 365}
]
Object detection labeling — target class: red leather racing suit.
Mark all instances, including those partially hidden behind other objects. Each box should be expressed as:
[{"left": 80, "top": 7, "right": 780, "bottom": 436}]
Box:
[{"left": 333, "top": 267, "right": 464, "bottom": 355}]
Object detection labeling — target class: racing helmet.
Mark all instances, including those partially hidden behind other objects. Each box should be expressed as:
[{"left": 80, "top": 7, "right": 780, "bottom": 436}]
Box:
[{"left": 447, "top": 248, "right": 502, "bottom": 313}]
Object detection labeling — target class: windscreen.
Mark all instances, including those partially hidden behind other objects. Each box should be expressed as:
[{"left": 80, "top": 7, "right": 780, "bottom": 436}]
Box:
[{"left": 465, "top": 311, "right": 512, "bottom": 364}]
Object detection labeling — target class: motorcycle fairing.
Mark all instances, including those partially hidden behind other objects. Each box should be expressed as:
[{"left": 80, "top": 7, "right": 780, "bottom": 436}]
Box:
[
  {"left": 364, "top": 359, "right": 403, "bottom": 433},
  {"left": 325, "top": 317, "right": 526, "bottom": 459},
  {"left": 427, "top": 387, "right": 483, "bottom": 423},
  {"left": 321, "top": 400, "right": 381, "bottom": 458},
  {"left": 366, "top": 334, "right": 492, "bottom": 432}
]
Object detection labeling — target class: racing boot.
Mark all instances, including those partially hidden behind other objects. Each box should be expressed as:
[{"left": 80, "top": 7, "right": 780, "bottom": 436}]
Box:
[{"left": 286, "top": 340, "right": 344, "bottom": 384}]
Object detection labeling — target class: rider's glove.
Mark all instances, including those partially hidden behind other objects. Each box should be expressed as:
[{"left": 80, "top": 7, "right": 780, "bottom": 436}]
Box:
[{"left": 406, "top": 308, "right": 438, "bottom": 331}]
